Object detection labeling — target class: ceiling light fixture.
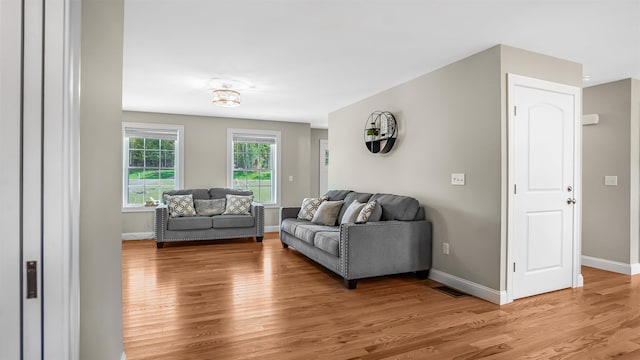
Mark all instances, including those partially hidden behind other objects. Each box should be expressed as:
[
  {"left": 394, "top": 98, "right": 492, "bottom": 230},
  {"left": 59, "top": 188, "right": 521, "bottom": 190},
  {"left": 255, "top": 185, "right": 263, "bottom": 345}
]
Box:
[{"left": 212, "top": 84, "right": 241, "bottom": 107}]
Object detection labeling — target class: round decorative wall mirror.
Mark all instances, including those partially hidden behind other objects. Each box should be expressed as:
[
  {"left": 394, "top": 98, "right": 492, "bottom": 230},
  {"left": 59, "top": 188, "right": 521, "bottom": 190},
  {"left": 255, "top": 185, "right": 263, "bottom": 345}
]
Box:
[{"left": 364, "top": 111, "right": 397, "bottom": 154}]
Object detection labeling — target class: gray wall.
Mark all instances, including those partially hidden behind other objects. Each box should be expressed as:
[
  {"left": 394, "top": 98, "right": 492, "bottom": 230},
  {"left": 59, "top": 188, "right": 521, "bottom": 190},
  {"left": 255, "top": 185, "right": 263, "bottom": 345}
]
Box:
[
  {"left": 329, "top": 44, "right": 582, "bottom": 292},
  {"left": 122, "top": 111, "right": 313, "bottom": 233},
  {"left": 310, "top": 128, "right": 328, "bottom": 197},
  {"left": 329, "top": 46, "right": 503, "bottom": 290},
  {"left": 583, "top": 80, "right": 632, "bottom": 263},
  {"left": 80, "top": 0, "right": 124, "bottom": 358}
]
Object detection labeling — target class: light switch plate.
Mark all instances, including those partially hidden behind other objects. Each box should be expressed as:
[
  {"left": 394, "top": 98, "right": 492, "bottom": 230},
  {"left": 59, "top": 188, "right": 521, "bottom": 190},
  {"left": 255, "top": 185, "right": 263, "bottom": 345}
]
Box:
[
  {"left": 604, "top": 176, "right": 618, "bottom": 186},
  {"left": 451, "top": 173, "right": 465, "bottom": 186}
]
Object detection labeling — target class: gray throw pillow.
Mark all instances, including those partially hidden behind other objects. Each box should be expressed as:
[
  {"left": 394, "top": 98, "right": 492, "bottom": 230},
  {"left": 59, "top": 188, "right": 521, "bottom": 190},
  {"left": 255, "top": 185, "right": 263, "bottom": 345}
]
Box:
[
  {"left": 312, "top": 200, "right": 344, "bottom": 226},
  {"left": 223, "top": 194, "right": 253, "bottom": 215},
  {"left": 356, "top": 200, "right": 377, "bottom": 223},
  {"left": 167, "top": 194, "right": 197, "bottom": 218},
  {"left": 341, "top": 200, "right": 366, "bottom": 224},
  {"left": 194, "top": 198, "right": 226, "bottom": 216},
  {"left": 297, "top": 196, "right": 329, "bottom": 220}
]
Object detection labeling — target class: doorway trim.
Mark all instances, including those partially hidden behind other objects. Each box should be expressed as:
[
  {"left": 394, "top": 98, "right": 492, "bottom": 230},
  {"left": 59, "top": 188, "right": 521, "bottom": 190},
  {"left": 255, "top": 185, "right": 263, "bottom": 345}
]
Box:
[{"left": 506, "top": 73, "right": 583, "bottom": 304}]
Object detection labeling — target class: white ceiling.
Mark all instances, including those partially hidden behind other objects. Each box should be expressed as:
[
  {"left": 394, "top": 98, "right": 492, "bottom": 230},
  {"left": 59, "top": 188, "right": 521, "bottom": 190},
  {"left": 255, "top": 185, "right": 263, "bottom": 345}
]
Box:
[{"left": 122, "top": 0, "right": 640, "bottom": 129}]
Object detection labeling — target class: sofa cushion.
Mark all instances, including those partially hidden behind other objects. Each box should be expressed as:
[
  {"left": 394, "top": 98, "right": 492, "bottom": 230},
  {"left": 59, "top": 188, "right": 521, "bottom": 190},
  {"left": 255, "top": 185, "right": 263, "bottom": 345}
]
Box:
[
  {"left": 323, "top": 190, "right": 352, "bottom": 201},
  {"left": 338, "top": 192, "right": 373, "bottom": 222},
  {"left": 312, "top": 200, "right": 344, "bottom": 226},
  {"left": 294, "top": 224, "right": 339, "bottom": 244},
  {"left": 194, "top": 198, "right": 226, "bottom": 216},
  {"left": 281, "top": 218, "right": 308, "bottom": 235},
  {"left": 209, "top": 187, "right": 253, "bottom": 200},
  {"left": 212, "top": 215, "right": 255, "bottom": 229},
  {"left": 341, "top": 200, "right": 366, "bottom": 224},
  {"left": 163, "top": 189, "right": 210, "bottom": 203},
  {"left": 314, "top": 232, "right": 340, "bottom": 257},
  {"left": 167, "top": 216, "right": 213, "bottom": 231},
  {"left": 297, "top": 196, "right": 328, "bottom": 221},
  {"left": 167, "top": 194, "right": 197, "bottom": 218},
  {"left": 370, "top": 193, "right": 420, "bottom": 221},
  {"left": 223, "top": 194, "right": 253, "bottom": 215}
]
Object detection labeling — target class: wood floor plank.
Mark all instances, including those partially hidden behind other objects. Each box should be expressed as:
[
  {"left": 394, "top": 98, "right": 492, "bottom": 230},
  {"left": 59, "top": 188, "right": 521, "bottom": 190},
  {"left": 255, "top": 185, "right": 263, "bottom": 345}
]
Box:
[{"left": 123, "top": 235, "right": 640, "bottom": 359}]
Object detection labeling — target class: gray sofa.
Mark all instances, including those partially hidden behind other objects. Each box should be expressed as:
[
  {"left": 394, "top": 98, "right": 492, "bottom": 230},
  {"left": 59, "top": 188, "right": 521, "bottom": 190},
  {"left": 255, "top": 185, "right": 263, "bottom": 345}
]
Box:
[
  {"left": 155, "top": 188, "right": 264, "bottom": 248},
  {"left": 280, "top": 190, "right": 432, "bottom": 289}
]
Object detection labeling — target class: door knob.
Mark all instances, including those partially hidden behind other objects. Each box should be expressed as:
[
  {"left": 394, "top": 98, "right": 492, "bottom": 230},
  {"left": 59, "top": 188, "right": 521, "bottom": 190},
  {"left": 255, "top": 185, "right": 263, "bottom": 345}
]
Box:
[{"left": 567, "top": 198, "right": 576, "bottom": 205}]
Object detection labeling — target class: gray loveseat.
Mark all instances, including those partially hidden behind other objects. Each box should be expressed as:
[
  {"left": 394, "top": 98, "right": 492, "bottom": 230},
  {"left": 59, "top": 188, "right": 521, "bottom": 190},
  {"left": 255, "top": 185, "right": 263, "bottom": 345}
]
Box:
[
  {"left": 280, "top": 190, "right": 432, "bottom": 289},
  {"left": 155, "top": 188, "right": 264, "bottom": 248}
]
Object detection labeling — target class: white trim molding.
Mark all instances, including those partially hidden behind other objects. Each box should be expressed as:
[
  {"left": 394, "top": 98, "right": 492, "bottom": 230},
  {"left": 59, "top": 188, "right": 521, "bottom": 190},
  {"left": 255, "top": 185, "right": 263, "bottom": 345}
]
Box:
[
  {"left": 122, "top": 232, "right": 155, "bottom": 241},
  {"left": 429, "top": 269, "right": 508, "bottom": 305},
  {"left": 582, "top": 255, "right": 640, "bottom": 275},
  {"left": 264, "top": 225, "right": 279, "bottom": 233},
  {"left": 121, "top": 352, "right": 127, "bottom": 360}
]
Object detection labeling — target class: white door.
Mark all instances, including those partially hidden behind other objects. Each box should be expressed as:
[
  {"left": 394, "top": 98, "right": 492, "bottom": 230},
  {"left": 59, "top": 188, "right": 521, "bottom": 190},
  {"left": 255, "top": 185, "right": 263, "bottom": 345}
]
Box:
[
  {"left": 319, "top": 139, "right": 329, "bottom": 196},
  {"left": 509, "top": 74, "right": 580, "bottom": 300},
  {"left": 1, "top": 0, "right": 47, "bottom": 358}
]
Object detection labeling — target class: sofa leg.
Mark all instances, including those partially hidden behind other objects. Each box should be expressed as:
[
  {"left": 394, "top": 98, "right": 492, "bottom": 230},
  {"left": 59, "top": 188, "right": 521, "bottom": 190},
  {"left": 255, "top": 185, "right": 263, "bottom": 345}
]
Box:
[
  {"left": 416, "top": 270, "right": 430, "bottom": 279},
  {"left": 281, "top": 241, "right": 289, "bottom": 248},
  {"left": 156, "top": 242, "right": 164, "bottom": 249},
  {"left": 256, "top": 236, "right": 264, "bottom": 242},
  {"left": 344, "top": 279, "right": 357, "bottom": 289}
]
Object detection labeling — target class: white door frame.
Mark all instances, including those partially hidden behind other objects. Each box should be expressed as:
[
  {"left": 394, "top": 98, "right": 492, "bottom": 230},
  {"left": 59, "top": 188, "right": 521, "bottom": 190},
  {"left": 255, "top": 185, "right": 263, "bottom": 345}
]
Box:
[
  {"left": 0, "top": 0, "right": 25, "bottom": 358},
  {"left": 506, "top": 73, "right": 583, "bottom": 304},
  {"left": 319, "top": 139, "right": 329, "bottom": 196}
]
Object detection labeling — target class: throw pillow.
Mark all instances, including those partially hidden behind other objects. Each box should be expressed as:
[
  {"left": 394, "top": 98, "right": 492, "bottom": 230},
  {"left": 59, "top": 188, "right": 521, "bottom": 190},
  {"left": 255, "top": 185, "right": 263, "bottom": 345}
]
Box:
[
  {"left": 312, "top": 200, "right": 344, "bottom": 226},
  {"left": 297, "top": 196, "right": 329, "bottom": 220},
  {"left": 356, "top": 200, "right": 377, "bottom": 223},
  {"left": 341, "top": 200, "right": 366, "bottom": 224},
  {"left": 167, "top": 194, "right": 197, "bottom": 218},
  {"left": 194, "top": 198, "right": 226, "bottom": 216},
  {"left": 223, "top": 194, "right": 253, "bottom": 215}
]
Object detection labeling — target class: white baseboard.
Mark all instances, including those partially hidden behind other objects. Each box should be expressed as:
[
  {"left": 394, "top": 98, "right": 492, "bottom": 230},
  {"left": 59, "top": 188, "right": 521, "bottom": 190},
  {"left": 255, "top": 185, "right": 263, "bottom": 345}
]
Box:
[
  {"left": 429, "top": 268, "right": 507, "bottom": 305},
  {"left": 121, "top": 352, "right": 126, "bottom": 360},
  {"left": 122, "top": 232, "right": 154, "bottom": 240},
  {"left": 582, "top": 255, "right": 640, "bottom": 275},
  {"left": 264, "top": 225, "right": 279, "bottom": 233}
]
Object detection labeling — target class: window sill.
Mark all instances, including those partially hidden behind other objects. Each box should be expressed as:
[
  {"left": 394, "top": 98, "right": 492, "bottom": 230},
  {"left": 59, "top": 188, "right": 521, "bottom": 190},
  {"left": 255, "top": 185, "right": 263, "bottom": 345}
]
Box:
[{"left": 122, "top": 206, "right": 157, "bottom": 213}]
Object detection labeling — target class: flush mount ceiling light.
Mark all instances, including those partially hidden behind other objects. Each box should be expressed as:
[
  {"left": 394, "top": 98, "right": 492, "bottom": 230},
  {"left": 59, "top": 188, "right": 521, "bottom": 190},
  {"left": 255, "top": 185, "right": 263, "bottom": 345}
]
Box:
[{"left": 212, "top": 84, "right": 240, "bottom": 107}]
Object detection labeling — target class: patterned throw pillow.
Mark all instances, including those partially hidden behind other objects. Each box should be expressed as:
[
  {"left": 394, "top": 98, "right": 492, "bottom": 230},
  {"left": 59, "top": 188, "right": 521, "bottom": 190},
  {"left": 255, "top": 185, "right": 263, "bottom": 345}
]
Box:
[
  {"left": 341, "top": 200, "right": 366, "bottom": 224},
  {"left": 297, "top": 196, "right": 329, "bottom": 221},
  {"left": 223, "top": 194, "right": 253, "bottom": 215},
  {"left": 356, "top": 200, "right": 377, "bottom": 223},
  {"left": 167, "top": 194, "right": 197, "bottom": 218},
  {"left": 194, "top": 198, "right": 226, "bottom": 216}
]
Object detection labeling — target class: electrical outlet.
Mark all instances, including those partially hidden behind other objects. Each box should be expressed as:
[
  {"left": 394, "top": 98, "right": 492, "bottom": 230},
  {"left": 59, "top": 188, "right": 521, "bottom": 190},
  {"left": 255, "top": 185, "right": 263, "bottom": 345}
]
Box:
[
  {"left": 604, "top": 176, "right": 618, "bottom": 186},
  {"left": 443, "top": 243, "right": 450, "bottom": 255},
  {"left": 451, "top": 173, "right": 465, "bottom": 186},
  {"left": 289, "top": 175, "right": 294, "bottom": 181}
]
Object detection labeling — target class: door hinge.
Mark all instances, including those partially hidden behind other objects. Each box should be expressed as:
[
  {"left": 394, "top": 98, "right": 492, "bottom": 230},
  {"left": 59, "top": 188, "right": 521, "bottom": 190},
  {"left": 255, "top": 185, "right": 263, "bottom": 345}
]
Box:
[{"left": 26, "top": 261, "right": 37, "bottom": 299}]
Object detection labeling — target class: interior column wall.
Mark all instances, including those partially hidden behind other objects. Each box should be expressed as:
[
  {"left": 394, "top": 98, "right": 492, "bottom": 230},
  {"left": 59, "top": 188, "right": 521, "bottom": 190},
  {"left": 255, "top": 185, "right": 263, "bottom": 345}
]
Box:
[{"left": 79, "top": 0, "right": 125, "bottom": 358}]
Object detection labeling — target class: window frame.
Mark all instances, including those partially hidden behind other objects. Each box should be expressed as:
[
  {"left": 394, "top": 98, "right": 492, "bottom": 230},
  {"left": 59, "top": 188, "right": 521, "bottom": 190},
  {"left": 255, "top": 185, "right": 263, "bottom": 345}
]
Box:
[
  {"left": 122, "top": 122, "right": 184, "bottom": 212},
  {"left": 227, "top": 128, "right": 281, "bottom": 207}
]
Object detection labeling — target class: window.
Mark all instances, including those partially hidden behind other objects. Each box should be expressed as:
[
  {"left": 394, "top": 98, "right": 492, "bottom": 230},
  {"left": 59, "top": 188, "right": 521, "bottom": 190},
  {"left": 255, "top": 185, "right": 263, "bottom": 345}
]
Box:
[
  {"left": 228, "top": 129, "right": 280, "bottom": 206},
  {"left": 122, "top": 123, "right": 184, "bottom": 210}
]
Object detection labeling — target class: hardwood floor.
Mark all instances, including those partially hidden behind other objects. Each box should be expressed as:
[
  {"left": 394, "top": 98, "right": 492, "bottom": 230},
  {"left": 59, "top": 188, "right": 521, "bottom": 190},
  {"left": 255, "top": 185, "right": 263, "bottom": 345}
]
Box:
[{"left": 123, "top": 235, "right": 640, "bottom": 359}]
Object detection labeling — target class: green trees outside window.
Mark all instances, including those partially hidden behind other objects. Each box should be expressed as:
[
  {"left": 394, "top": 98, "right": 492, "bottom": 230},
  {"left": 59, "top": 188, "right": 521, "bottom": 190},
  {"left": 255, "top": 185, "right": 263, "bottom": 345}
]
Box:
[
  {"left": 232, "top": 141, "right": 274, "bottom": 203},
  {"left": 126, "top": 137, "right": 176, "bottom": 205}
]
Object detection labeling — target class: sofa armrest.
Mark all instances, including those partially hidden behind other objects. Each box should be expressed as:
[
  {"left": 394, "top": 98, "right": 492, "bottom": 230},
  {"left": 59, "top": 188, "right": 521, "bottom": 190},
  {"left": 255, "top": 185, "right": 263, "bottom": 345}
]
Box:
[
  {"left": 339, "top": 220, "right": 432, "bottom": 280},
  {"left": 279, "top": 207, "right": 300, "bottom": 223},
  {"left": 251, "top": 202, "right": 265, "bottom": 236},
  {"left": 154, "top": 204, "right": 169, "bottom": 242}
]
